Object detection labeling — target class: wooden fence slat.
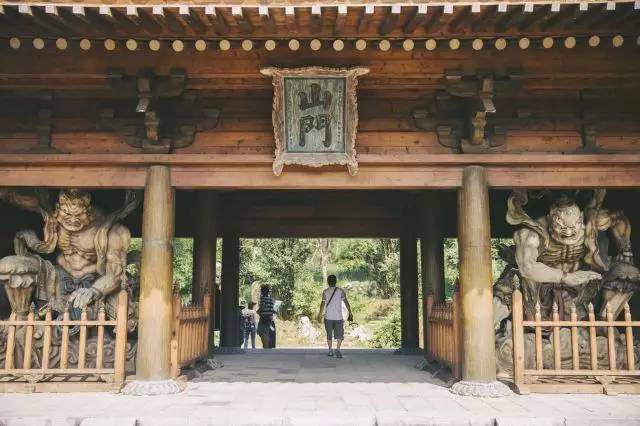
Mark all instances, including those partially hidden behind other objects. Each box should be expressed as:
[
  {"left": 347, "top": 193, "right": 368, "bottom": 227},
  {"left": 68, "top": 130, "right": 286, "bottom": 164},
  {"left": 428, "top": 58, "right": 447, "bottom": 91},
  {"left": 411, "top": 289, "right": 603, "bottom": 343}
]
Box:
[
  {"left": 570, "top": 303, "right": 579, "bottom": 370},
  {"left": 606, "top": 303, "right": 617, "bottom": 370},
  {"left": 4, "top": 313, "right": 16, "bottom": 370},
  {"left": 60, "top": 308, "right": 70, "bottom": 369},
  {"left": 552, "top": 302, "right": 561, "bottom": 370},
  {"left": 78, "top": 307, "right": 87, "bottom": 369},
  {"left": 512, "top": 288, "right": 525, "bottom": 388},
  {"left": 113, "top": 289, "right": 129, "bottom": 389},
  {"left": 625, "top": 303, "right": 635, "bottom": 371},
  {"left": 535, "top": 301, "right": 543, "bottom": 370},
  {"left": 22, "top": 307, "right": 35, "bottom": 369},
  {"left": 41, "top": 307, "right": 52, "bottom": 370},
  {"left": 96, "top": 303, "right": 105, "bottom": 370},
  {"left": 588, "top": 303, "right": 598, "bottom": 371}
]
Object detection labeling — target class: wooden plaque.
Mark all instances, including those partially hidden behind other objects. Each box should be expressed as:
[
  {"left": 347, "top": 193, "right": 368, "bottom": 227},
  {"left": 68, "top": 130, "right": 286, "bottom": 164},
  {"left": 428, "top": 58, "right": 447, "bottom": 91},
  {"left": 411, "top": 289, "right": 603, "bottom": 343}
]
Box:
[{"left": 261, "top": 66, "right": 369, "bottom": 176}]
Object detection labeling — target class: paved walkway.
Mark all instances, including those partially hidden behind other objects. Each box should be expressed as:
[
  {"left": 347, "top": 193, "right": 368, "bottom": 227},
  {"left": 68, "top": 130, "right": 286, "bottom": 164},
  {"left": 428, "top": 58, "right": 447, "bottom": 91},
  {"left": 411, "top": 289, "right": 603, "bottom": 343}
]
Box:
[{"left": 1, "top": 349, "right": 639, "bottom": 425}]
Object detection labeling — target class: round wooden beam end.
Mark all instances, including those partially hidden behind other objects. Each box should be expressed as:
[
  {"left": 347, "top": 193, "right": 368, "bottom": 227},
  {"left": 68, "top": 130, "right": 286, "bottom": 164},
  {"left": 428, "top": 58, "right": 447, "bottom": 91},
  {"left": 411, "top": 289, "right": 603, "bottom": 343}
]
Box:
[
  {"left": 149, "top": 40, "right": 161, "bottom": 51},
  {"left": 542, "top": 37, "right": 554, "bottom": 49},
  {"left": 33, "top": 38, "right": 45, "bottom": 50},
  {"left": 265, "top": 40, "right": 276, "bottom": 51},
  {"left": 288, "top": 39, "right": 300, "bottom": 51},
  {"left": 195, "top": 40, "right": 207, "bottom": 52},
  {"left": 219, "top": 40, "right": 231, "bottom": 51},
  {"left": 494, "top": 38, "right": 507, "bottom": 50},
  {"left": 564, "top": 36, "right": 576, "bottom": 49},
  {"left": 241, "top": 40, "right": 253, "bottom": 51},
  {"left": 79, "top": 39, "right": 91, "bottom": 51},
  {"left": 55, "top": 38, "right": 68, "bottom": 50},
  {"left": 9, "top": 37, "right": 21, "bottom": 49},
  {"left": 333, "top": 39, "right": 344, "bottom": 51},
  {"left": 104, "top": 39, "right": 116, "bottom": 51},
  {"left": 402, "top": 39, "right": 414, "bottom": 51},
  {"left": 588, "top": 35, "right": 600, "bottom": 48},
  {"left": 449, "top": 39, "right": 460, "bottom": 50},
  {"left": 126, "top": 39, "right": 138, "bottom": 51},
  {"left": 518, "top": 38, "right": 530, "bottom": 50},
  {"left": 612, "top": 35, "right": 624, "bottom": 47},
  {"left": 172, "top": 40, "right": 184, "bottom": 52},
  {"left": 472, "top": 39, "right": 483, "bottom": 51},
  {"left": 355, "top": 39, "right": 367, "bottom": 51},
  {"left": 425, "top": 39, "right": 437, "bottom": 51},
  {"left": 379, "top": 39, "right": 391, "bottom": 51}
]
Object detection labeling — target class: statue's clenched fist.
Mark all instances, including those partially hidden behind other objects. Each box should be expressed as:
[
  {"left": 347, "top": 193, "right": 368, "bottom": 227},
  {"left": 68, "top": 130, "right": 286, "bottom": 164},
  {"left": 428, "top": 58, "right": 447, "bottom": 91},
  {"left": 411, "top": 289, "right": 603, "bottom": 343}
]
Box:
[{"left": 562, "top": 270, "right": 602, "bottom": 287}]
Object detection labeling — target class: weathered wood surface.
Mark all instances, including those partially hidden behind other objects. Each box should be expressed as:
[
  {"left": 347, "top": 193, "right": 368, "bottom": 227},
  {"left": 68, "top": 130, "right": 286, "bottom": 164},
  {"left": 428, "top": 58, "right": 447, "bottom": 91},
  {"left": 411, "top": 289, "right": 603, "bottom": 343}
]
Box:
[
  {"left": 170, "top": 291, "right": 210, "bottom": 379},
  {"left": 400, "top": 232, "right": 419, "bottom": 349},
  {"left": 426, "top": 292, "right": 461, "bottom": 379},
  {"left": 457, "top": 165, "right": 497, "bottom": 383},
  {"left": 0, "top": 153, "right": 638, "bottom": 188},
  {"left": 136, "top": 165, "right": 175, "bottom": 380}
]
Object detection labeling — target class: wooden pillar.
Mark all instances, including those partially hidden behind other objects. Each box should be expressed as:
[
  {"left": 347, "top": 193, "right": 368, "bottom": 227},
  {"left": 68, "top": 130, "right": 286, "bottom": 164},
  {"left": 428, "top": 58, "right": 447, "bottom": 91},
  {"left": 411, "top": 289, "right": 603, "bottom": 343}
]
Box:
[
  {"left": 400, "top": 232, "right": 419, "bottom": 351},
  {"left": 124, "top": 165, "right": 183, "bottom": 394},
  {"left": 220, "top": 234, "right": 240, "bottom": 348},
  {"left": 191, "top": 191, "right": 217, "bottom": 305},
  {"left": 419, "top": 192, "right": 445, "bottom": 353},
  {"left": 450, "top": 166, "right": 510, "bottom": 397}
]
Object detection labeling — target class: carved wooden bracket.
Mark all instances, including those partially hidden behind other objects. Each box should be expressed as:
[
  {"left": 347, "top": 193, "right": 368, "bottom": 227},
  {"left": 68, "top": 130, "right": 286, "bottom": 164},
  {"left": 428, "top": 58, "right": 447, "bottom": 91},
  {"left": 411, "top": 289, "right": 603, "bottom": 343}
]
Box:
[
  {"left": 99, "top": 69, "right": 220, "bottom": 153},
  {"left": 413, "top": 70, "right": 520, "bottom": 153}
]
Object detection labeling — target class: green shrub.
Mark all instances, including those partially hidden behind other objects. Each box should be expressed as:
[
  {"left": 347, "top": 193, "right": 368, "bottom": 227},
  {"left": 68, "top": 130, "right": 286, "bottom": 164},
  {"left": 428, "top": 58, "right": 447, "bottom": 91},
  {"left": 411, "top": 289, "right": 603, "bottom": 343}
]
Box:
[{"left": 368, "top": 311, "right": 401, "bottom": 348}]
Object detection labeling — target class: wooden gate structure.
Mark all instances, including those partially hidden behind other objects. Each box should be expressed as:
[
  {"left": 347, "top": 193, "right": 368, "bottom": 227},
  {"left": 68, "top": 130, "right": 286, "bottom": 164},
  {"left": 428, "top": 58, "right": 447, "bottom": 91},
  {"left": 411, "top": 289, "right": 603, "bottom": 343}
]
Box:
[
  {"left": 425, "top": 293, "right": 461, "bottom": 379},
  {"left": 170, "top": 290, "right": 211, "bottom": 379},
  {"left": 0, "top": 0, "right": 639, "bottom": 395}
]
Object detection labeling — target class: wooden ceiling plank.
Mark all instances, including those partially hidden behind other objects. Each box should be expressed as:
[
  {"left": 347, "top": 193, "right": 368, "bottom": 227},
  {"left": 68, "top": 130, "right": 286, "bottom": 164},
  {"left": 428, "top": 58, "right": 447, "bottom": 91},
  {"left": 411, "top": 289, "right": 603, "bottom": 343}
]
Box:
[
  {"left": 357, "top": 5, "right": 374, "bottom": 34},
  {"left": 588, "top": 2, "right": 627, "bottom": 29},
  {"left": 334, "top": 5, "right": 347, "bottom": 35},
  {"left": 611, "top": 1, "right": 640, "bottom": 28},
  {"left": 204, "top": 6, "right": 230, "bottom": 35},
  {"left": 42, "top": 5, "right": 74, "bottom": 32},
  {"left": 110, "top": 7, "right": 144, "bottom": 33},
  {"left": 379, "top": 5, "right": 401, "bottom": 35},
  {"left": 403, "top": 4, "right": 427, "bottom": 34},
  {"left": 448, "top": 5, "right": 473, "bottom": 34}
]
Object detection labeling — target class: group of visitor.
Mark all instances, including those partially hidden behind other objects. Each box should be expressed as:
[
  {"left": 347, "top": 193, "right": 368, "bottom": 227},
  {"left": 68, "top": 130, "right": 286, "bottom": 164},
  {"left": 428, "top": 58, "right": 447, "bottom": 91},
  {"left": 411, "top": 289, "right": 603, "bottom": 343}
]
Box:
[{"left": 237, "top": 275, "right": 353, "bottom": 357}]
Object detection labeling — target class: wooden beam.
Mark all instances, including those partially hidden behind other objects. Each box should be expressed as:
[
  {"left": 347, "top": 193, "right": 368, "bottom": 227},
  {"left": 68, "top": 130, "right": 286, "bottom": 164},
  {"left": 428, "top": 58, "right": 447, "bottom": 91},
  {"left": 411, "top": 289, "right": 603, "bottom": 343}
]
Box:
[
  {"left": 311, "top": 5, "right": 322, "bottom": 33},
  {"left": 137, "top": 7, "right": 165, "bottom": 34},
  {"left": 540, "top": 3, "right": 581, "bottom": 31},
  {"left": 334, "top": 5, "right": 347, "bottom": 35},
  {"left": 564, "top": 3, "right": 605, "bottom": 30},
  {"left": 518, "top": 4, "right": 551, "bottom": 32},
  {"left": 403, "top": 4, "right": 428, "bottom": 34},
  {"left": 471, "top": 5, "right": 498, "bottom": 33},
  {"left": 380, "top": 5, "right": 402, "bottom": 35},
  {"left": 17, "top": 4, "right": 63, "bottom": 35},
  {"left": 495, "top": 5, "right": 524, "bottom": 32},
  {"left": 284, "top": 6, "right": 298, "bottom": 32},
  {"left": 162, "top": 7, "right": 188, "bottom": 34},
  {"left": 41, "top": 5, "right": 74, "bottom": 32},
  {"left": 357, "top": 5, "right": 374, "bottom": 34},
  {"left": 424, "top": 5, "right": 445, "bottom": 33},
  {"left": 178, "top": 5, "right": 207, "bottom": 34}
]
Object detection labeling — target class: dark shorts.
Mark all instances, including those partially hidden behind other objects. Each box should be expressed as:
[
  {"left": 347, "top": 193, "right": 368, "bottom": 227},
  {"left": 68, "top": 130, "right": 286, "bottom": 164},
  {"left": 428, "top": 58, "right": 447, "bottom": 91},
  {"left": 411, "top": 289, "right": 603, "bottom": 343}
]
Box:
[{"left": 324, "top": 319, "right": 344, "bottom": 340}]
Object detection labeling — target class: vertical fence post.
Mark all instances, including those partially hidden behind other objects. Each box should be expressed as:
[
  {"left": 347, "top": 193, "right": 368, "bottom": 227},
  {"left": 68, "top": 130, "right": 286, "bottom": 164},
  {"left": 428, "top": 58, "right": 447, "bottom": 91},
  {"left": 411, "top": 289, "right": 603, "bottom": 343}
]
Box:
[
  {"left": 60, "top": 307, "right": 70, "bottom": 369},
  {"left": 511, "top": 287, "right": 525, "bottom": 391},
  {"left": 606, "top": 303, "right": 617, "bottom": 370},
  {"left": 570, "top": 303, "right": 579, "bottom": 370},
  {"left": 588, "top": 303, "right": 598, "bottom": 370},
  {"left": 624, "top": 303, "right": 635, "bottom": 370},
  {"left": 203, "top": 296, "right": 211, "bottom": 360},
  {"left": 23, "top": 305, "right": 35, "bottom": 369},
  {"left": 534, "top": 302, "right": 543, "bottom": 370},
  {"left": 5, "top": 312, "right": 16, "bottom": 370},
  {"left": 78, "top": 307, "right": 88, "bottom": 369},
  {"left": 113, "top": 289, "right": 129, "bottom": 390},
  {"left": 96, "top": 303, "right": 105, "bottom": 370},
  {"left": 41, "top": 306, "right": 52, "bottom": 370},
  {"left": 426, "top": 295, "right": 433, "bottom": 359}
]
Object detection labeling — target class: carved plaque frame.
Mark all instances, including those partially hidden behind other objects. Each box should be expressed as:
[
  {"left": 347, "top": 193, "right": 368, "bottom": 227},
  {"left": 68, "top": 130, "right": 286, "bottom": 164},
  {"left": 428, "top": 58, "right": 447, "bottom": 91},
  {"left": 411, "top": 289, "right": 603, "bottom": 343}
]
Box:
[{"left": 261, "top": 66, "right": 369, "bottom": 176}]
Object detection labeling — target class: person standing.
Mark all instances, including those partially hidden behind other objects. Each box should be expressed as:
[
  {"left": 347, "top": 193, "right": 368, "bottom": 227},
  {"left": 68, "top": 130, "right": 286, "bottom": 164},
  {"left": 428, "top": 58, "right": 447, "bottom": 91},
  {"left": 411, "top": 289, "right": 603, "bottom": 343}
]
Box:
[
  {"left": 242, "top": 301, "right": 258, "bottom": 349},
  {"left": 317, "top": 275, "right": 353, "bottom": 358},
  {"left": 257, "top": 284, "right": 277, "bottom": 349}
]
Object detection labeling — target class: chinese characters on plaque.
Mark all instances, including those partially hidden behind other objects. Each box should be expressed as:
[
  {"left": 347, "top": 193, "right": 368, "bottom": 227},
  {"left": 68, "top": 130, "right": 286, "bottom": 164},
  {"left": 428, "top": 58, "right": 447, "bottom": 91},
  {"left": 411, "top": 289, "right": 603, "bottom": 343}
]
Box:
[{"left": 261, "top": 67, "right": 369, "bottom": 176}]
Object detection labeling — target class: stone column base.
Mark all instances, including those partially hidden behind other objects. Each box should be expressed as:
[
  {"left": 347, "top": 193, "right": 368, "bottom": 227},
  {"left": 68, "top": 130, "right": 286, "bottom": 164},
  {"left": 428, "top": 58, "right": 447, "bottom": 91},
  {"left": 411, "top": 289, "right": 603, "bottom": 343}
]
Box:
[
  {"left": 449, "top": 380, "right": 513, "bottom": 398},
  {"left": 121, "top": 379, "right": 186, "bottom": 396},
  {"left": 393, "top": 347, "right": 423, "bottom": 355}
]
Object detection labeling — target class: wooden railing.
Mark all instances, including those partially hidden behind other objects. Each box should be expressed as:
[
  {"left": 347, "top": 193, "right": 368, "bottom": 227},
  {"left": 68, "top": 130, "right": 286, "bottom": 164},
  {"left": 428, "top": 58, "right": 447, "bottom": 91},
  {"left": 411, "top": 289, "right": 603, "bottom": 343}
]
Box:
[
  {"left": 512, "top": 287, "right": 640, "bottom": 394},
  {"left": 0, "top": 289, "right": 128, "bottom": 393},
  {"left": 426, "top": 292, "right": 461, "bottom": 379},
  {"left": 170, "top": 291, "right": 210, "bottom": 378}
]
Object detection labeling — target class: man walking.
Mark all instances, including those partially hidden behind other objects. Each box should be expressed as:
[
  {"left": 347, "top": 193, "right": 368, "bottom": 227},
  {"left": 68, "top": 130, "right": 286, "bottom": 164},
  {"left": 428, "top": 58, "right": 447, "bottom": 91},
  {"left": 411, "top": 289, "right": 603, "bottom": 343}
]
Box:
[{"left": 317, "top": 275, "right": 353, "bottom": 358}]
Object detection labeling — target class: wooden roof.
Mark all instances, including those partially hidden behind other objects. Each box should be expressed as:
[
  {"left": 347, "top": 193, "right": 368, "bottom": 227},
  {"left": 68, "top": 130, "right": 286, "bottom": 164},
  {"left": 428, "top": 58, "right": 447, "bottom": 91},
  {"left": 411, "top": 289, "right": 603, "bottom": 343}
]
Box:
[{"left": 1, "top": 1, "right": 638, "bottom": 39}]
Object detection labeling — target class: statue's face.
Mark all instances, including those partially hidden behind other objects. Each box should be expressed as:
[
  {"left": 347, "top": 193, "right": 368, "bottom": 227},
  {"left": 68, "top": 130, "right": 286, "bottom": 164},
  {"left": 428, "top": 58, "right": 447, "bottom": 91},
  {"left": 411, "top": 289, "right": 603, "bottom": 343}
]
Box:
[
  {"left": 55, "top": 190, "right": 93, "bottom": 232},
  {"left": 549, "top": 204, "right": 584, "bottom": 240}
]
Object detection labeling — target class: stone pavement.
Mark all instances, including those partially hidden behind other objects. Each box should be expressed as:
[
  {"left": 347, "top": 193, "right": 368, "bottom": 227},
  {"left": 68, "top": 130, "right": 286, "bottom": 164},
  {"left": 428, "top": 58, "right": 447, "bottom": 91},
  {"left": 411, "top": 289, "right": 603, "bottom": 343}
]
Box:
[{"left": 1, "top": 349, "right": 640, "bottom": 425}]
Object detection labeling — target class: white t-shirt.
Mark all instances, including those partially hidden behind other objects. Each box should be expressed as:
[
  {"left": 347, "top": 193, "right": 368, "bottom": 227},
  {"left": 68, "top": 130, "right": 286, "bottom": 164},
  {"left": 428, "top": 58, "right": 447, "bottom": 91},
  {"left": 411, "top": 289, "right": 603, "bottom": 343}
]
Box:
[{"left": 323, "top": 287, "right": 345, "bottom": 321}]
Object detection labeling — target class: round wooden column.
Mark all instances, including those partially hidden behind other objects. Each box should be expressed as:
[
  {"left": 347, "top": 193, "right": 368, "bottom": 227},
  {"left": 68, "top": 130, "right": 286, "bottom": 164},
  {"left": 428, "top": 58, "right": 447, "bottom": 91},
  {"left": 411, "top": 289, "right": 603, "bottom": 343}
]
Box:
[
  {"left": 123, "top": 165, "right": 184, "bottom": 395},
  {"left": 450, "top": 166, "right": 511, "bottom": 397},
  {"left": 399, "top": 232, "right": 420, "bottom": 352},
  {"left": 220, "top": 234, "right": 240, "bottom": 349}
]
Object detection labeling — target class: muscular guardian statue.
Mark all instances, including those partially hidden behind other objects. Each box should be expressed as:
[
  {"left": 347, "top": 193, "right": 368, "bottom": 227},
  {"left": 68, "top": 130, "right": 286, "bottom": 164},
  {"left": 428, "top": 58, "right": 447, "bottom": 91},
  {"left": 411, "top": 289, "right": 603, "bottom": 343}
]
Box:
[
  {"left": 0, "top": 189, "right": 138, "bottom": 324},
  {"left": 506, "top": 189, "right": 637, "bottom": 322}
]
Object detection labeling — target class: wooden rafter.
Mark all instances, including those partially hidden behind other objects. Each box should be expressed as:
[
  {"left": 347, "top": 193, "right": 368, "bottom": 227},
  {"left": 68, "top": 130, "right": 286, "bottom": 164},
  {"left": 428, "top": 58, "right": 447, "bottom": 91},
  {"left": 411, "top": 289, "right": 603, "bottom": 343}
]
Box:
[
  {"left": 448, "top": 5, "right": 473, "bottom": 33},
  {"left": 357, "top": 5, "right": 374, "bottom": 34},
  {"left": 518, "top": 4, "right": 551, "bottom": 32},
  {"left": 564, "top": 3, "right": 605, "bottom": 30},
  {"left": 230, "top": 6, "right": 254, "bottom": 34},
  {"left": 204, "top": 6, "right": 229, "bottom": 36},
  {"left": 334, "top": 5, "right": 347, "bottom": 35},
  {"left": 403, "top": 5, "right": 427, "bottom": 34},
  {"left": 380, "top": 5, "right": 402, "bottom": 35},
  {"left": 471, "top": 5, "right": 498, "bottom": 33}
]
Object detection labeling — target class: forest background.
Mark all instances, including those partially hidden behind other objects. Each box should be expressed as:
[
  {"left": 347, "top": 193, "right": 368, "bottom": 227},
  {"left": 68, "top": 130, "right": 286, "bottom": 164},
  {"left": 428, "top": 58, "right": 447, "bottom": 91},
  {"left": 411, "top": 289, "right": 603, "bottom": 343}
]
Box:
[{"left": 129, "top": 238, "right": 509, "bottom": 348}]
